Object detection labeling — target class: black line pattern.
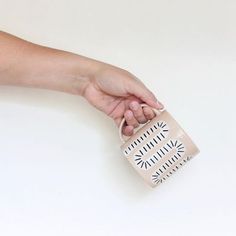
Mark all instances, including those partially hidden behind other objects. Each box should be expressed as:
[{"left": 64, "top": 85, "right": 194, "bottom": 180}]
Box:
[
  {"left": 134, "top": 139, "right": 185, "bottom": 170},
  {"left": 123, "top": 121, "right": 169, "bottom": 156},
  {"left": 152, "top": 155, "right": 191, "bottom": 185}
]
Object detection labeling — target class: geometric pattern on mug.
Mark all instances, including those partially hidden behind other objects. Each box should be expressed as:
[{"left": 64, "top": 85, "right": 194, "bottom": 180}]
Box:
[
  {"left": 134, "top": 138, "right": 185, "bottom": 170},
  {"left": 151, "top": 140, "right": 186, "bottom": 184},
  {"left": 123, "top": 121, "right": 169, "bottom": 157}
]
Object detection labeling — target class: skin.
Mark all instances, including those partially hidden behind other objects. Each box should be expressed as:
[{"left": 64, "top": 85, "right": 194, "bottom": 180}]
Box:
[{"left": 0, "top": 31, "right": 164, "bottom": 136}]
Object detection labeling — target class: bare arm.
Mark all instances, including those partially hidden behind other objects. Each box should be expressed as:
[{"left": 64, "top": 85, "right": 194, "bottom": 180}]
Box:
[
  {"left": 0, "top": 31, "right": 99, "bottom": 94},
  {"left": 0, "top": 31, "right": 163, "bottom": 135}
]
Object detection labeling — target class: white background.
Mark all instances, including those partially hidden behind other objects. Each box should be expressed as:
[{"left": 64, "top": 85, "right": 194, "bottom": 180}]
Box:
[{"left": 0, "top": 0, "right": 235, "bottom": 235}]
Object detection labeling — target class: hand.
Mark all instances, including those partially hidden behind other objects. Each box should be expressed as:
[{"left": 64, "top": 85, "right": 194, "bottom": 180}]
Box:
[
  {"left": 0, "top": 31, "right": 164, "bottom": 137},
  {"left": 82, "top": 63, "right": 164, "bottom": 136}
]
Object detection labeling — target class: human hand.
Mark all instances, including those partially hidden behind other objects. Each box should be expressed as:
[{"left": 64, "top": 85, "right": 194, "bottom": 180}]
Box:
[
  {"left": 82, "top": 63, "right": 164, "bottom": 136},
  {"left": 0, "top": 31, "right": 163, "bottom": 137}
]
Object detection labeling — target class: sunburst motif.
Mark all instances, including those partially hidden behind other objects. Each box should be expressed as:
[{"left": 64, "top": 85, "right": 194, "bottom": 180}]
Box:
[{"left": 152, "top": 173, "right": 162, "bottom": 184}]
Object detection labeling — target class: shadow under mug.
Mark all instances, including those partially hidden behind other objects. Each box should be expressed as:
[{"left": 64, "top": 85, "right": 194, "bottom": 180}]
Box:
[{"left": 119, "top": 104, "right": 200, "bottom": 187}]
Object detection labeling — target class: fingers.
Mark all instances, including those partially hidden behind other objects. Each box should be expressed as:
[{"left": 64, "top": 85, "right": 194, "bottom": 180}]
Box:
[
  {"left": 143, "top": 106, "right": 155, "bottom": 120},
  {"left": 122, "top": 125, "right": 134, "bottom": 136},
  {"left": 129, "top": 101, "right": 147, "bottom": 124},
  {"left": 124, "top": 110, "right": 139, "bottom": 128},
  {"left": 122, "top": 102, "right": 156, "bottom": 136}
]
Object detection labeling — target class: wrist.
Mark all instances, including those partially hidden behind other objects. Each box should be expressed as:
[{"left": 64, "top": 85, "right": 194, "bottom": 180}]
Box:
[
  {"left": 72, "top": 55, "right": 103, "bottom": 97},
  {"left": 26, "top": 48, "right": 102, "bottom": 97}
]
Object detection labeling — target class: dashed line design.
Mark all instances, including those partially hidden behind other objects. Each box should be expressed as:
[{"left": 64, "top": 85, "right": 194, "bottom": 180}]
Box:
[
  {"left": 135, "top": 139, "right": 185, "bottom": 170},
  {"left": 152, "top": 154, "right": 191, "bottom": 185},
  {"left": 123, "top": 121, "right": 169, "bottom": 156}
]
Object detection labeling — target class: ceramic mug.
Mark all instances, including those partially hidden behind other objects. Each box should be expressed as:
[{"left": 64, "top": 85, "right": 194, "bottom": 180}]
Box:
[{"left": 119, "top": 104, "right": 200, "bottom": 187}]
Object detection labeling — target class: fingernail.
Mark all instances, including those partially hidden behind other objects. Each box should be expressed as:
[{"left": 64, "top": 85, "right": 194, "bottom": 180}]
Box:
[
  {"left": 129, "top": 101, "right": 139, "bottom": 111},
  {"left": 157, "top": 101, "right": 164, "bottom": 109},
  {"left": 149, "top": 100, "right": 163, "bottom": 109},
  {"left": 125, "top": 110, "right": 133, "bottom": 119}
]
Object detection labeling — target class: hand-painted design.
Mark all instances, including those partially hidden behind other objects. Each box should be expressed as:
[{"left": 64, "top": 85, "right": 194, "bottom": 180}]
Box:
[
  {"left": 151, "top": 155, "right": 191, "bottom": 186},
  {"left": 135, "top": 139, "right": 185, "bottom": 170},
  {"left": 152, "top": 173, "right": 163, "bottom": 185},
  {"left": 123, "top": 121, "right": 169, "bottom": 157},
  {"left": 187, "top": 156, "right": 193, "bottom": 161}
]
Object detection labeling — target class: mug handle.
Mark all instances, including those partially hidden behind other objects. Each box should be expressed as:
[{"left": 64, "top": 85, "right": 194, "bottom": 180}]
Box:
[{"left": 118, "top": 103, "right": 164, "bottom": 143}]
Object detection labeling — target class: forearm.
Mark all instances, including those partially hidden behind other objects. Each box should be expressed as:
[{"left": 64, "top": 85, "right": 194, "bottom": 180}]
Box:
[
  {"left": 0, "top": 31, "right": 162, "bottom": 135},
  {"left": 0, "top": 31, "right": 100, "bottom": 95}
]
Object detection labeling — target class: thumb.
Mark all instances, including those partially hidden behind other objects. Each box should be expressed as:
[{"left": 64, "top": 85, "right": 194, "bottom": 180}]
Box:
[{"left": 127, "top": 77, "right": 164, "bottom": 109}]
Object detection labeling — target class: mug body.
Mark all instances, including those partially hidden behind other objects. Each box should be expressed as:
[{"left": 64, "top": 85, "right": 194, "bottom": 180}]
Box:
[{"left": 120, "top": 110, "right": 199, "bottom": 187}]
